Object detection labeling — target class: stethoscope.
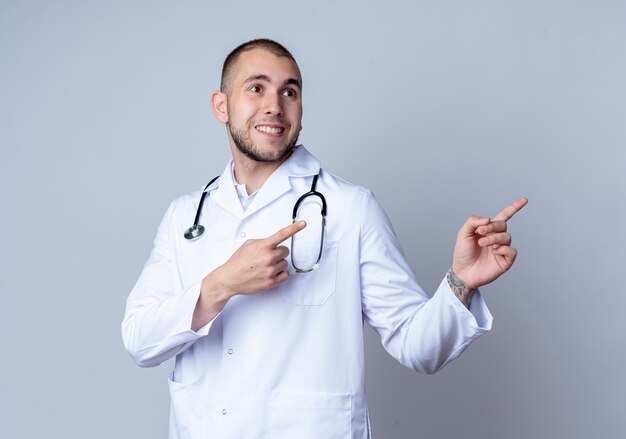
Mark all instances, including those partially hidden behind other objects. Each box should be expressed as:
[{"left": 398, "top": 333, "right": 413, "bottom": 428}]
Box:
[{"left": 184, "top": 173, "right": 327, "bottom": 272}]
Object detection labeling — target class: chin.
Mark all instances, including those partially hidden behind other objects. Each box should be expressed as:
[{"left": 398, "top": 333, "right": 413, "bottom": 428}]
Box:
[{"left": 230, "top": 124, "right": 299, "bottom": 163}]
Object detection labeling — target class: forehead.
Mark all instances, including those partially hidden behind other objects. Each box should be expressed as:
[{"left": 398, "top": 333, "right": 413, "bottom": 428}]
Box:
[{"left": 232, "top": 48, "right": 301, "bottom": 85}]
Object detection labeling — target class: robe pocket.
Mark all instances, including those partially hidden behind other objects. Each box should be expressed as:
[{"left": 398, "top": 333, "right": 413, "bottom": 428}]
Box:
[
  {"left": 167, "top": 372, "right": 191, "bottom": 439},
  {"left": 269, "top": 390, "right": 352, "bottom": 439},
  {"left": 276, "top": 243, "right": 338, "bottom": 306}
]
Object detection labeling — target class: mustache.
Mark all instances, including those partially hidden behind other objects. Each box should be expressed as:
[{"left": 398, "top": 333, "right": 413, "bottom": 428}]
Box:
[{"left": 253, "top": 118, "right": 287, "bottom": 125}]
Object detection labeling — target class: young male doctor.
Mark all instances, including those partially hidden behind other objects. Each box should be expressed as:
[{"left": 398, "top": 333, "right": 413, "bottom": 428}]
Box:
[{"left": 122, "top": 39, "right": 527, "bottom": 439}]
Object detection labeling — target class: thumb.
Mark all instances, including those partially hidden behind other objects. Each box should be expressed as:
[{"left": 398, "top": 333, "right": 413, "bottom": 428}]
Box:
[{"left": 458, "top": 215, "right": 490, "bottom": 239}]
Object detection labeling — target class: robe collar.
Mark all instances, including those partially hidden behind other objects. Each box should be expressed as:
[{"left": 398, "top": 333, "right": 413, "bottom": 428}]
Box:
[{"left": 210, "top": 145, "right": 321, "bottom": 219}]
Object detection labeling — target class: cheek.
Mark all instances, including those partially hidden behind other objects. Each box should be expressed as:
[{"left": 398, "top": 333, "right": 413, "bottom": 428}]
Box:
[
  {"left": 228, "top": 99, "right": 257, "bottom": 123},
  {"left": 289, "top": 105, "right": 303, "bottom": 128}
]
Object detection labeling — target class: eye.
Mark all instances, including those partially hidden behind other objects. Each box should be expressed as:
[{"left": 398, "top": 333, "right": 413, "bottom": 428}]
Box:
[
  {"left": 282, "top": 88, "right": 297, "bottom": 98},
  {"left": 249, "top": 85, "right": 262, "bottom": 93}
]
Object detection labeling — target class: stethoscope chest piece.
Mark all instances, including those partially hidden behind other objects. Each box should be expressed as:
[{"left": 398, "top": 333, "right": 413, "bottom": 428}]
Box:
[
  {"left": 184, "top": 175, "right": 220, "bottom": 241},
  {"left": 184, "top": 224, "right": 205, "bottom": 240}
]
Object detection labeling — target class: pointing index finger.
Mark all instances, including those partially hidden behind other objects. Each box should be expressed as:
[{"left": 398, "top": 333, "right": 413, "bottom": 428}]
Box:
[
  {"left": 493, "top": 197, "right": 528, "bottom": 222},
  {"left": 266, "top": 220, "right": 307, "bottom": 247}
]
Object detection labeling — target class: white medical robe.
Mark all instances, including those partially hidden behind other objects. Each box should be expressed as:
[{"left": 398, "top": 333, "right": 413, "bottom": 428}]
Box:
[{"left": 122, "top": 145, "right": 492, "bottom": 439}]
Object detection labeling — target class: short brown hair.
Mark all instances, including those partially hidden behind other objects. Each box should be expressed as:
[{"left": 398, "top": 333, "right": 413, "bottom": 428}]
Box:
[{"left": 220, "top": 39, "right": 299, "bottom": 94}]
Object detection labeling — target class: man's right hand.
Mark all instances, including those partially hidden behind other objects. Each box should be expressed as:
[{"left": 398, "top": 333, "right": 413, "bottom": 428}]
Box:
[
  {"left": 213, "top": 220, "right": 307, "bottom": 296},
  {"left": 192, "top": 221, "right": 306, "bottom": 330}
]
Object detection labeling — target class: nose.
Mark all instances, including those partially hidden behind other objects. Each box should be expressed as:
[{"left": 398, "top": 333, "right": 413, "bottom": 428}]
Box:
[{"left": 263, "top": 92, "right": 283, "bottom": 116}]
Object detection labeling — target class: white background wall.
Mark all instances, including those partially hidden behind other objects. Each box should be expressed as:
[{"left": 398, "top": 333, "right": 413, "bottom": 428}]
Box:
[{"left": 1, "top": 1, "right": 625, "bottom": 437}]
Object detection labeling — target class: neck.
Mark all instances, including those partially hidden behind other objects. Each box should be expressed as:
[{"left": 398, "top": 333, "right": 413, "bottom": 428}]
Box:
[{"left": 231, "top": 151, "right": 292, "bottom": 195}]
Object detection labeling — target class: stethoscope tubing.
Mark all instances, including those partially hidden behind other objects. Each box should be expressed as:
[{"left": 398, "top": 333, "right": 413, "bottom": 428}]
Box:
[
  {"left": 184, "top": 175, "right": 220, "bottom": 240},
  {"left": 184, "top": 172, "right": 326, "bottom": 243},
  {"left": 291, "top": 173, "right": 327, "bottom": 219}
]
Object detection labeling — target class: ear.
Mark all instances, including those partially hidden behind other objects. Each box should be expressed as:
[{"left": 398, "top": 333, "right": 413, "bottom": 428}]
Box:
[{"left": 211, "top": 91, "right": 228, "bottom": 123}]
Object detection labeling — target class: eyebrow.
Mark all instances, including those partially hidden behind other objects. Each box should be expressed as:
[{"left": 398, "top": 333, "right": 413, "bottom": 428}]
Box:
[{"left": 243, "top": 74, "right": 301, "bottom": 89}]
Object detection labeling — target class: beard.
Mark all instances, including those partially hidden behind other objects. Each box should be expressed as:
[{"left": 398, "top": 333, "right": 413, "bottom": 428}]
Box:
[{"left": 228, "top": 122, "right": 300, "bottom": 163}]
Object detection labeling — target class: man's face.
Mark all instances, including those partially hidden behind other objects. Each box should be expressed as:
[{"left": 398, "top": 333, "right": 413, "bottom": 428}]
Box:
[{"left": 223, "top": 48, "right": 303, "bottom": 163}]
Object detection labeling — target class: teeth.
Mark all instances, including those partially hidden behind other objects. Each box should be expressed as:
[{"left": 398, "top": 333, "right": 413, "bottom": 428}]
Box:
[{"left": 256, "top": 126, "right": 284, "bottom": 134}]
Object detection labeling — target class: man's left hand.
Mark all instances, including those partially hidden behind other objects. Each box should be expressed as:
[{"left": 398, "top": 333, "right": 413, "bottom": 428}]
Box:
[{"left": 451, "top": 197, "right": 528, "bottom": 290}]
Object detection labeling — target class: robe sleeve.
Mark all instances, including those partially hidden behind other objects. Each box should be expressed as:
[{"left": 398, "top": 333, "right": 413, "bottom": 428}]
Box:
[
  {"left": 121, "top": 200, "right": 217, "bottom": 367},
  {"left": 359, "top": 190, "right": 492, "bottom": 374}
]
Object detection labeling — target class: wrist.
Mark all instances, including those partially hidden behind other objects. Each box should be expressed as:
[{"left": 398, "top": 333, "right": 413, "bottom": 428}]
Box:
[
  {"left": 447, "top": 267, "right": 477, "bottom": 308},
  {"left": 192, "top": 269, "right": 233, "bottom": 331},
  {"left": 201, "top": 267, "right": 235, "bottom": 306}
]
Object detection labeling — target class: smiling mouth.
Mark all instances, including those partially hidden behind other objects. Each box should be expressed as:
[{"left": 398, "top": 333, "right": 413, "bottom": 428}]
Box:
[{"left": 255, "top": 125, "right": 285, "bottom": 135}]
